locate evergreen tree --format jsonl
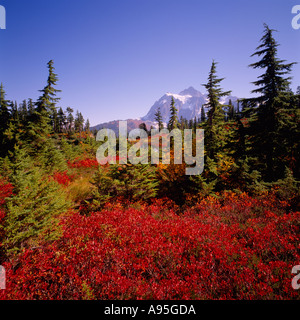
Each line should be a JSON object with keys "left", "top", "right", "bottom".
{"left": 0, "top": 84, "right": 11, "bottom": 157}
{"left": 154, "top": 107, "right": 164, "bottom": 130}
{"left": 235, "top": 99, "right": 241, "bottom": 119}
{"left": 75, "top": 111, "right": 84, "bottom": 133}
{"left": 10, "top": 101, "right": 19, "bottom": 123}
{"left": 200, "top": 105, "right": 206, "bottom": 123}
{"left": 193, "top": 116, "right": 197, "bottom": 132}
{"left": 92, "top": 164, "right": 159, "bottom": 208}
{"left": 202, "top": 60, "right": 231, "bottom": 159}
{"left": 35, "top": 60, "right": 61, "bottom": 132}
{"left": 246, "top": 24, "right": 297, "bottom": 181}
{"left": 84, "top": 118, "right": 90, "bottom": 132}
{"left": 66, "top": 107, "right": 74, "bottom": 133}
{"left": 18, "top": 100, "right": 28, "bottom": 124}
{"left": 227, "top": 99, "right": 235, "bottom": 121}
{"left": 2, "top": 146, "right": 69, "bottom": 256}
{"left": 167, "top": 96, "right": 179, "bottom": 130}
{"left": 26, "top": 61, "right": 66, "bottom": 172}
{"left": 27, "top": 98, "right": 35, "bottom": 118}
{"left": 179, "top": 116, "right": 185, "bottom": 130}
{"left": 57, "top": 107, "right": 66, "bottom": 133}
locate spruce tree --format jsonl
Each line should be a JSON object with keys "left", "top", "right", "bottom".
{"left": 92, "top": 164, "right": 158, "bottom": 208}
{"left": 203, "top": 60, "right": 231, "bottom": 159}
{"left": 26, "top": 61, "right": 66, "bottom": 172}
{"left": 246, "top": 24, "right": 297, "bottom": 181}
{"left": 57, "top": 107, "right": 66, "bottom": 133}
{"left": 167, "top": 96, "right": 179, "bottom": 130}
{"left": 27, "top": 98, "right": 35, "bottom": 118}
{"left": 18, "top": 100, "right": 28, "bottom": 124}
{"left": 75, "top": 111, "right": 85, "bottom": 133}
{"left": 66, "top": 107, "right": 74, "bottom": 133}
{"left": 0, "top": 84, "right": 11, "bottom": 157}
{"left": 200, "top": 105, "right": 206, "bottom": 123}
{"left": 84, "top": 119, "right": 90, "bottom": 132}
{"left": 227, "top": 99, "right": 235, "bottom": 121}
{"left": 154, "top": 107, "right": 164, "bottom": 130}
{"left": 3, "top": 146, "right": 69, "bottom": 255}
{"left": 193, "top": 116, "right": 197, "bottom": 132}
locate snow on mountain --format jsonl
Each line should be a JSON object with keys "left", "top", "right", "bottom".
{"left": 142, "top": 86, "right": 239, "bottom": 123}
{"left": 91, "top": 87, "right": 239, "bottom": 133}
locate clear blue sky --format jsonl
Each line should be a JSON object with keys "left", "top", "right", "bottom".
{"left": 0, "top": 0, "right": 299, "bottom": 125}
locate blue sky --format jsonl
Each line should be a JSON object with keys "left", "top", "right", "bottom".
{"left": 0, "top": 0, "right": 299, "bottom": 125}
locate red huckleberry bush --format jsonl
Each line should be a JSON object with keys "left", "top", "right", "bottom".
{"left": 52, "top": 171, "right": 74, "bottom": 186}
{"left": 0, "top": 193, "right": 299, "bottom": 300}
{"left": 68, "top": 158, "right": 99, "bottom": 169}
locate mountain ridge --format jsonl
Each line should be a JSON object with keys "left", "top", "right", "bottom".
{"left": 91, "top": 87, "right": 239, "bottom": 132}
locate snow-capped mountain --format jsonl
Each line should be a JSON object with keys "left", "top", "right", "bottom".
{"left": 91, "top": 87, "right": 239, "bottom": 133}
{"left": 142, "top": 86, "right": 239, "bottom": 123}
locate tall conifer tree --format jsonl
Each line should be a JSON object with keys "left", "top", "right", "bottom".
{"left": 154, "top": 107, "right": 164, "bottom": 130}
{"left": 0, "top": 84, "right": 11, "bottom": 157}
{"left": 203, "top": 61, "right": 231, "bottom": 159}
{"left": 168, "top": 97, "right": 178, "bottom": 130}
{"left": 246, "top": 24, "right": 296, "bottom": 181}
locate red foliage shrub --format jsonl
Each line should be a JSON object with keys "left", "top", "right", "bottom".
{"left": 0, "top": 178, "right": 13, "bottom": 225}
{"left": 68, "top": 158, "right": 98, "bottom": 169}
{"left": 52, "top": 171, "right": 74, "bottom": 186}
{"left": 0, "top": 193, "right": 299, "bottom": 300}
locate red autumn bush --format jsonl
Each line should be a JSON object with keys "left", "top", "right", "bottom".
{"left": 0, "top": 193, "right": 299, "bottom": 300}
{"left": 0, "top": 178, "right": 13, "bottom": 225}
{"left": 68, "top": 157, "right": 98, "bottom": 169}
{"left": 52, "top": 171, "right": 74, "bottom": 186}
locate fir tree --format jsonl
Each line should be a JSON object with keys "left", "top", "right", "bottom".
{"left": 10, "top": 101, "right": 19, "bottom": 123}
{"left": 202, "top": 60, "right": 231, "bottom": 159}
{"left": 167, "top": 96, "right": 179, "bottom": 130}
{"left": 35, "top": 60, "right": 61, "bottom": 132}
{"left": 75, "top": 111, "right": 84, "bottom": 133}
{"left": 0, "top": 84, "right": 11, "bottom": 157}
{"left": 179, "top": 116, "right": 185, "bottom": 130}
{"left": 27, "top": 98, "right": 35, "bottom": 118}
{"left": 66, "top": 107, "right": 74, "bottom": 133}
{"left": 18, "top": 100, "right": 28, "bottom": 124}
{"left": 227, "top": 99, "right": 235, "bottom": 121}
{"left": 57, "top": 107, "right": 66, "bottom": 133}
{"left": 154, "top": 107, "right": 164, "bottom": 130}
{"left": 246, "top": 24, "right": 297, "bottom": 181}
{"left": 200, "top": 105, "right": 206, "bottom": 123}
{"left": 92, "top": 164, "right": 158, "bottom": 208}
{"left": 84, "top": 119, "right": 90, "bottom": 132}
{"left": 26, "top": 61, "right": 66, "bottom": 172}
{"left": 193, "top": 116, "right": 197, "bottom": 132}
{"left": 3, "top": 146, "right": 69, "bottom": 256}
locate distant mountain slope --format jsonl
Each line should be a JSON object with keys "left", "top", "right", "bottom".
{"left": 91, "top": 87, "right": 239, "bottom": 132}
{"left": 91, "top": 119, "right": 155, "bottom": 133}
{"left": 142, "top": 86, "right": 239, "bottom": 123}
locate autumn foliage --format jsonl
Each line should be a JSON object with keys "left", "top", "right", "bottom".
{"left": 0, "top": 191, "right": 299, "bottom": 300}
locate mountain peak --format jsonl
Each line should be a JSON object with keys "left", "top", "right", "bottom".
{"left": 179, "top": 86, "right": 203, "bottom": 97}
{"left": 141, "top": 86, "right": 239, "bottom": 123}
